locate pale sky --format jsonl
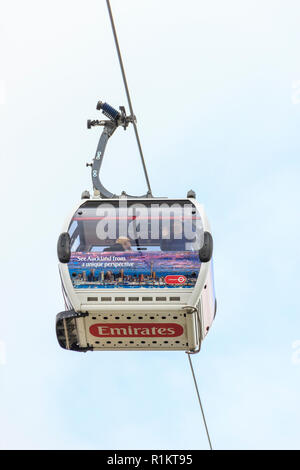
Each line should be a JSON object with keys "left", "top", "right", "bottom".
{"left": 0, "top": 0, "right": 300, "bottom": 449}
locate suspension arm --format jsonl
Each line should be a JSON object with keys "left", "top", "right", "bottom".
{"left": 87, "top": 101, "right": 151, "bottom": 199}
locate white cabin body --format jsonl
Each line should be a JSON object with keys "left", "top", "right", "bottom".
{"left": 57, "top": 197, "right": 216, "bottom": 352}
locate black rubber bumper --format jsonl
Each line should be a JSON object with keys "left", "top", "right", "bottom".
{"left": 56, "top": 310, "right": 93, "bottom": 352}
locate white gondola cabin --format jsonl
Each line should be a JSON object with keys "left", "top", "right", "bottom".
{"left": 57, "top": 196, "right": 216, "bottom": 352}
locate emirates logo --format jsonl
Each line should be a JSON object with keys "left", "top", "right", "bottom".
{"left": 89, "top": 323, "right": 184, "bottom": 338}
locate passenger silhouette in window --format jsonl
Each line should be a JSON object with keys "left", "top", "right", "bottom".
{"left": 103, "top": 236, "right": 132, "bottom": 252}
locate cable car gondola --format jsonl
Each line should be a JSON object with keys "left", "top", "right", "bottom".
{"left": 56, "top": 101, "right": 215, "bottom": 353}
{"left": 56, "top": 3, "right": 216, "bottom": 355}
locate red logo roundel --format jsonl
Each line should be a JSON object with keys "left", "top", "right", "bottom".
{"left": 89, "top": 323, "right": 184, "bottom": 338}
{"left": 165, "top": 275, "right": 187, "bottom": 285}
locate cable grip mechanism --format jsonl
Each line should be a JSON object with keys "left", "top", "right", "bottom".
{"left": 86, "top": 100, "right": 151, "bottom": 199}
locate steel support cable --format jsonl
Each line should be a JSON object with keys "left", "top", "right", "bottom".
{"left": 187, "top": 354, "right": 213, "bottom": 450}
{"left": 106, "top": 0, "right": 152, "bottom": 195}
{"left": 105, "top": 1, "right": 212, "bottom": 450}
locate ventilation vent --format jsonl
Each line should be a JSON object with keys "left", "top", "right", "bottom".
{"left": 142, "top": 297, "right": 153, "bottom": 301}
{"left": 156, "top": 297, "right": 167, "bottom": 301}
{"left": 87, "top": 297, "right": 98, "bottom": 302}
{"left": 170, "top": 296, "right": 180, "bottom": 301}
{"left": 129, "top": 297, "right": 139, "bottom": 301}
{"left": 101, "top": 297, "right": 112, "bottom": 301}
{"left": 115, "top": 297, "right": 125, "bottom": 301}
